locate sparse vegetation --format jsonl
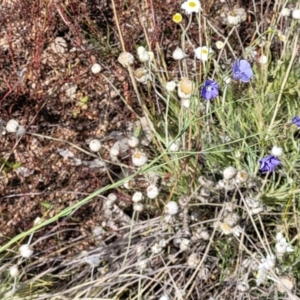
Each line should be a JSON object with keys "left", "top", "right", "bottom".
{"left": 1, "top": 0, "right": 300, "bottom": 299}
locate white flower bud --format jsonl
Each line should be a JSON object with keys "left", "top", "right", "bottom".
{"left": 137, "top": 47, "right": 150, "bottom": 62}
{"left": 292, "top": 9, "right": 300, "bottom": 19}
{"left": 133, "top": 202, "right": 144, "bottom": 212}
{"left": 9, "top": 265, "right": 20, "bottom": 278}
{"left": 132, "top": 191, "right": 143, "bottom": 202}
{"left": 127, "top": 136, "right": 139, "bottom": 148}
{"left": 258, "top": 55, "right": 268, "bottom": 65}
{"left": 89, "top": 139, "right": 101, "bottom": 152}
{"left": 271, "top": 145, "right": 283, "bottom": 157}
{"left": 215, "top": 40, "right": 225, "bottom": 49}
{"left": 110, "top": 146, "right": 119, "bottom": 157}
{"left": 165, "top": 201, "right": 179, "bottom": 215}
{"left": 146, "top": 184, "right": 159, "bottom": 199}
{"left": 281, "top": 7, "right": 291, "bottom": 17}
{"left": 19, "top": 244, "right": 33, "bottom": 258}
{"left": 223, "top": 166, "right": 237, "bottom": 180}
{"left": 159, "top": 295, "right": 170, "bottom": 300}
{"left": 91, "top": 63, "right": 101, "bottom": 74}
{"left": 33, "top": 217, "right": 41, "bottom": 225}
{"left": 6, "top": 119, "right": 19, "bottom": 133}
{"left": 172, "top": 47, "right": 186, "bottom": 60}
{"left": 223, "top": 76, "right": 231, "bottom": 84}
{"left": 132, "top": 150, "right": 148, "bottom": 167}
{"left": 169, "top": 140, "right": 180, "bottom": 152}
{"left": 165, "top": 81, "right": 176, "bottom": 92}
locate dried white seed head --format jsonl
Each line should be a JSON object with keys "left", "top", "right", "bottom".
{"left": 127, "top": 136, "right": 139, "bottom": 148}
{"left": 89, "top": 139, "right": 102, "bottom": 152}
{"left": 237, "top": 281, "right": 249, "bottom": 292}
{"left": 199, "top": 230, "right": 210, "bottom": 240}
{"left": 271, "top": 145, "right": 283, "bottom": 157}
{"left": 6, "top": 119, "right": 19, "bottom": 133}
{"left": 19, "top": 244, "right": 33, "bottom": 259}
{"left": 187, "top": 253, "right": 200, "bottom": 268}
{"left": 118, "top": 52, "right": 134, "bottom": 67}
{"left": 107, "top": 193, "right": 117, "bottom": 202}
{"left": 165, "top": 201, "right": 179, "bottom": 215}
{"left": 172, "top": 47, "right": 186, "bottom": 60}
{"left": 51, "top": 37, "right": 67, "bottom": 53}
{"left": 159, "top": 238, "right": 167, "bottom": 248}
{"left": 165, "top": 81, "right": 176, "bottom": 93}
{"left": 223, "top": 212, "right": 240, "bottom": 227}
{"left": 281, "top": 7, "right": 291, "bottom": 17}
{"left": 223, "top": 166, "right": 237, "bottom": 180}
{"left": 179, "top": 238, "right": 190, "bottom": 251}
{"left": 123, "top": 179, "right": 133, "bottom": 190}
{"left": 85, "top": 255, "right": 100, "bottom": 267}
{"left": 292, "top": 9, "right": 300, "bottom": 19}
{"left": 9, "top": 265, "right": 20, "bottom": 278}
{"left": 134, "top": 67, "right": 150, "bottom": 84}
{"left": 151, "top": 242, "right": 162, "bottom": 254}
{"left": 136, "top": 244, "right": 146, "bottom": 256}
{"left": 132, "top": 191, "right": 143, "bottom": 202}
{"left": 136, "top": 258, "right": 148, "bottom": 271}
{"left": 91, "top": 63, "right": 101, "bottom": 74}
{"left": 173, "top": 237, "right": 182, "bottom": 248}
{"left": 235, "top": 170, "right": 248, "bottom": 184}
{"left": 146, "top": 184, "right": 159, "bottom": 199}
{"left": 133, "top": 202, "right": 144, "bottom": 212}
{"left": 245, "top": 197, "right": 260, "bottom": 208}
{"left": 92, "top": 226, "right": 105, "bottom": 237}
{"left": 132, "top": 150, "right": 148, "bottom": 167}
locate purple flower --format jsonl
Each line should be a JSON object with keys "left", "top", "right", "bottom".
{"left": 292, "top": 116, "right": 300, "bottom": 127}
{"left": 259, "top": 155, "right": 281, "bottom": 173}
{"left": 201, "top": 80, "right": 219, "bottom": 101}
{"left": 232, "top": 59, "right": 253, "bottom": 83}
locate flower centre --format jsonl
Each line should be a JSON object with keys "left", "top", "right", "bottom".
{"left": 134, "top": 152, "right": 142, "bottom": 159}
{"left": 206, "top": 86, "right": 212, "bottom": 91}
{"left": 189, "top": 1, "right": 196, "bottom": 7}
{"left": 202, "top": 49, "right": 208, "bottom": 55}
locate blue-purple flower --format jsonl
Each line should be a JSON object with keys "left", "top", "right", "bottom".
{"left": 259, "top": 155, "right": 281, "bottom": 173}
{"left": 201, "top": 79, "right": 219, "bottom": 101}
{"left": 232, "top": 59, "right": 253, "bottom": 83}
{"left": 291, "top": 116, "right": 300, "bottom": 127}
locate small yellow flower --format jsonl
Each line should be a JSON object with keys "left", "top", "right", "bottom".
{"left": 172, "top": 13, "right": 182, "bottom": 23}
